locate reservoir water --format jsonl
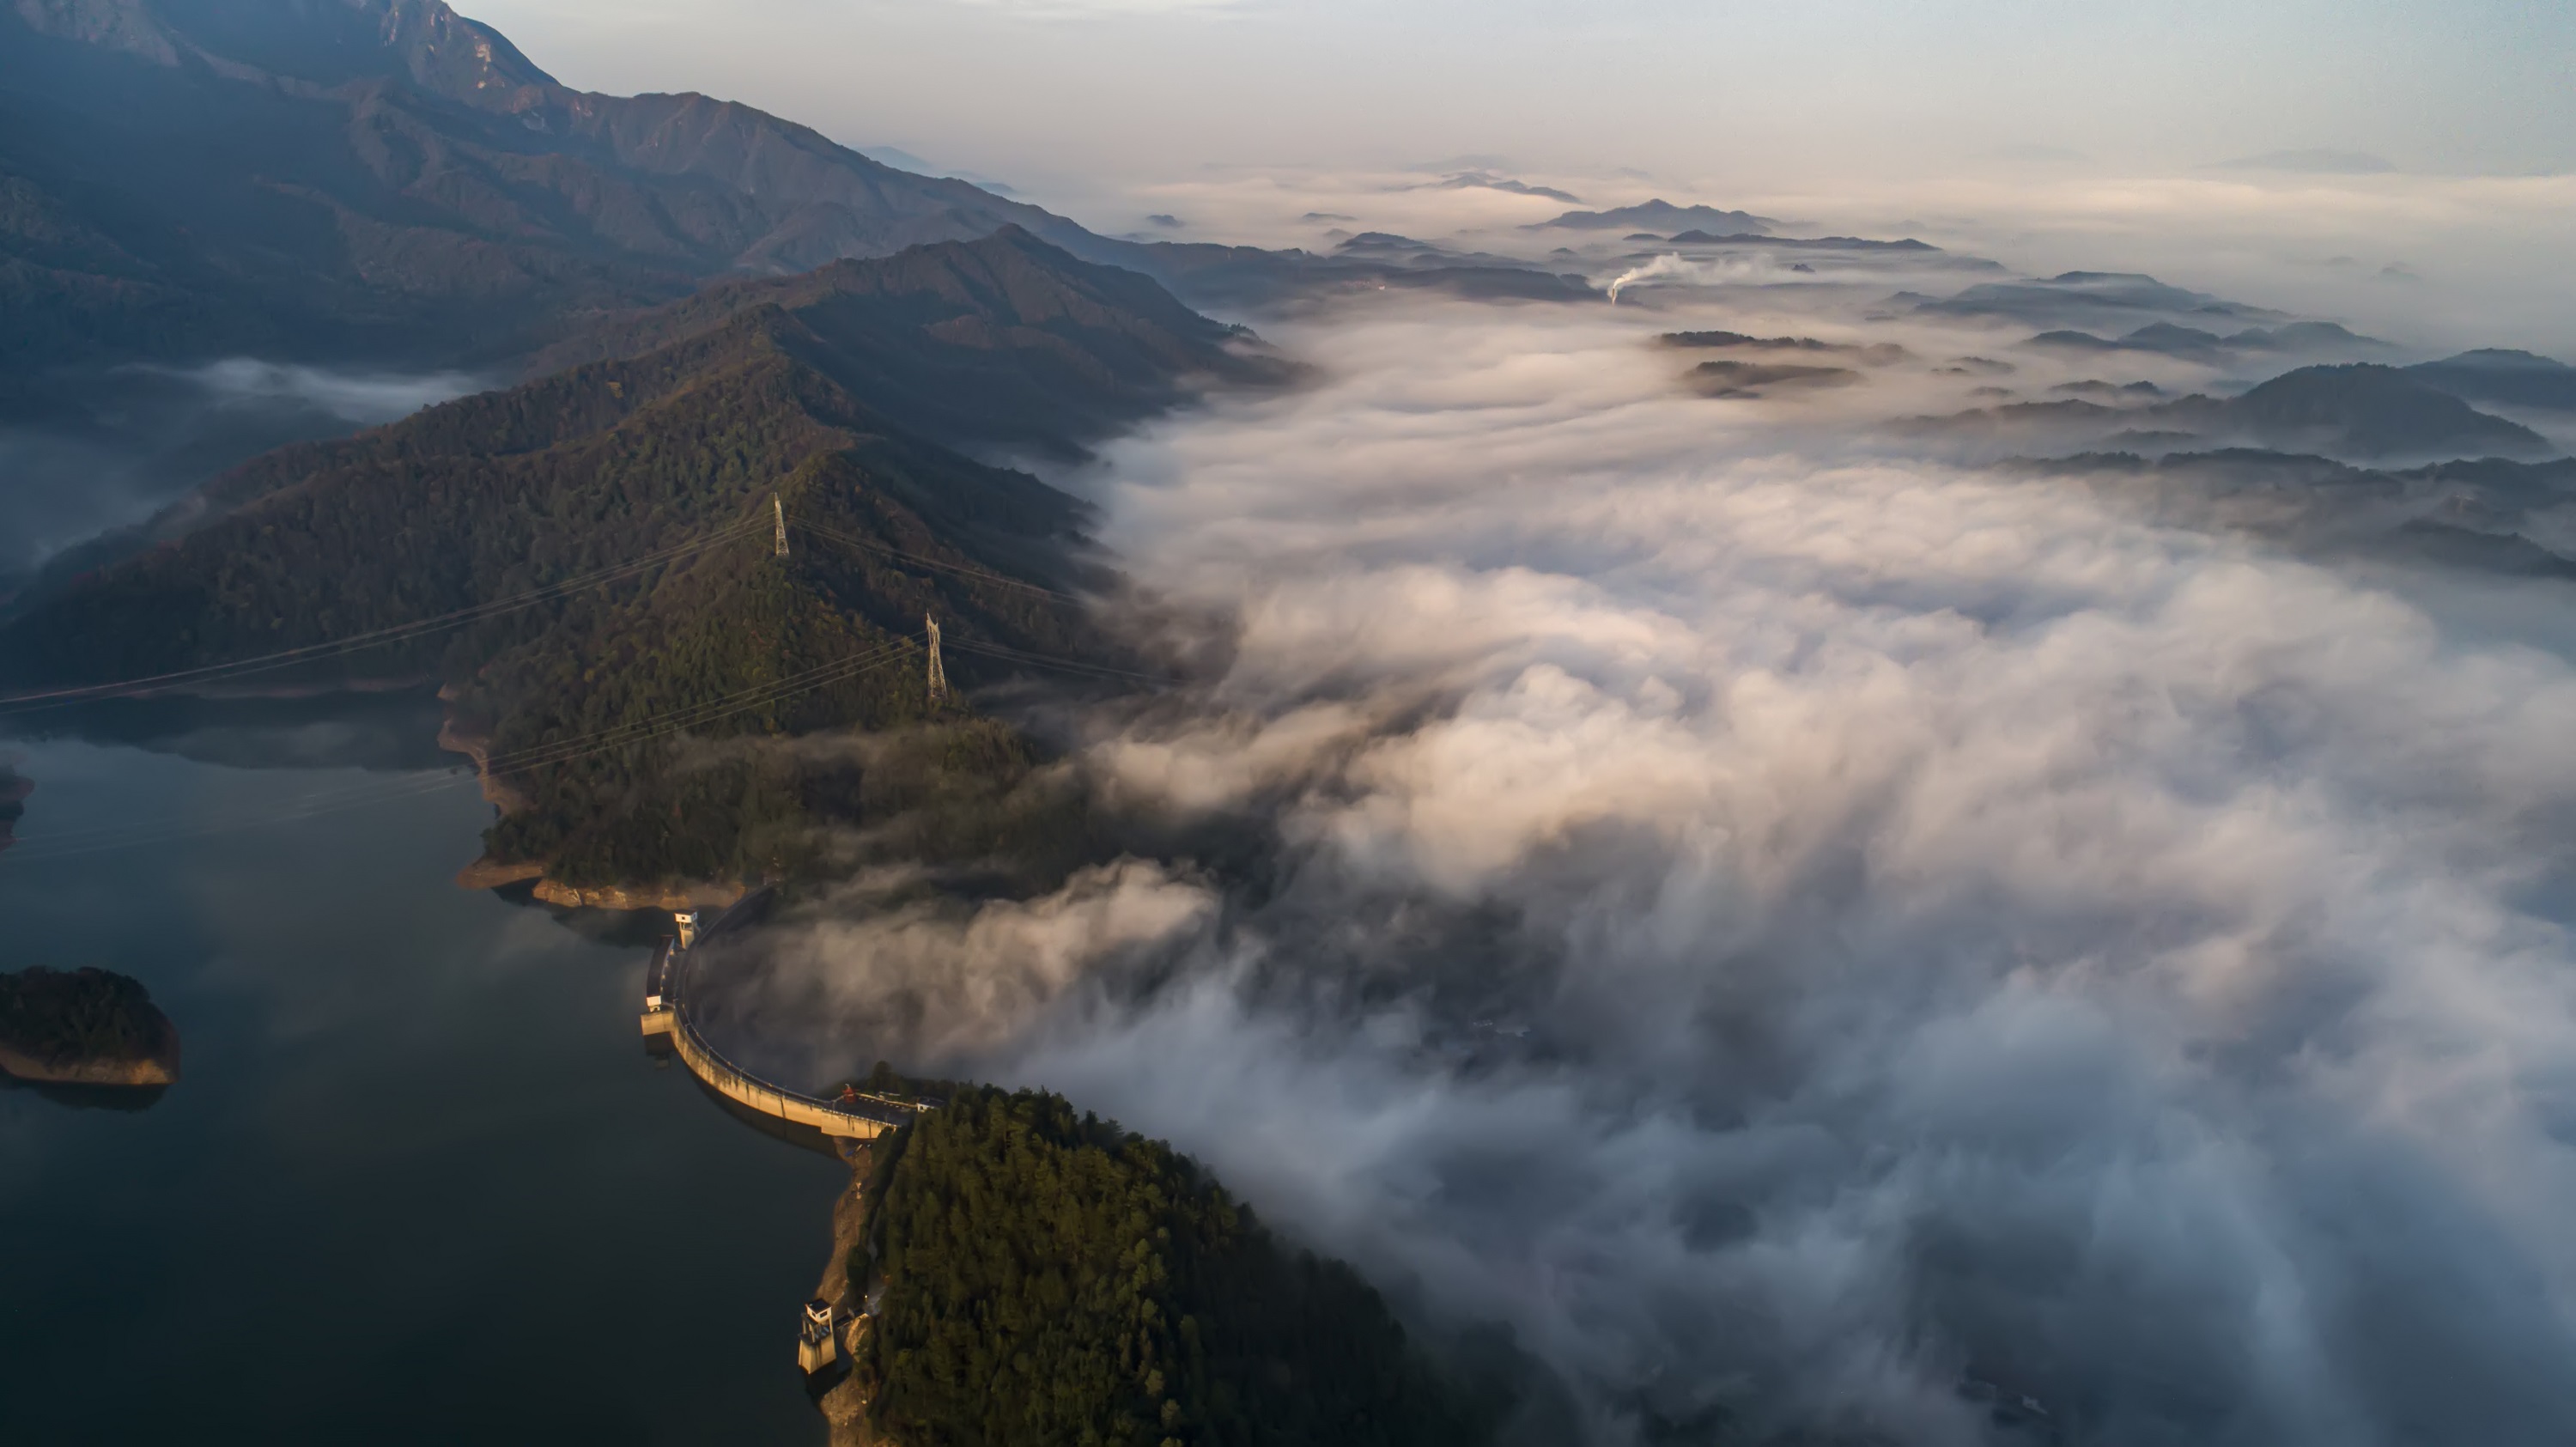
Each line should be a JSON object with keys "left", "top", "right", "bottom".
{"left": 0, "top": 700, "right": 848, "bottom": 1445}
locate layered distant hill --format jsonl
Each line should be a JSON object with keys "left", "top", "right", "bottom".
{"left": 2404, "top": 350, "right": 2576, "bottom": 414}
{"left": 1906, "top": 362, "right": 2560, "bottom": 464}
{"left": 2026, "top": 449, "right": 2576, "bottom": 582}
{"left": 1527, "top": 199, "right": 1776, "bottom": 234}
{"left": 0, "top": 0, "right": 1107, "bottom": 391}
{"left": 0, "top": 231, "right": 1262, "bottom": 894}
{"left": 526, "top": 226, "right": 1286, "bottom": 456}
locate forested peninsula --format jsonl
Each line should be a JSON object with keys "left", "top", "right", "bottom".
{"left": 830, "top": 1086, "right": 1495, "bottom": 1447}
{"left": 0, "top": 229, "right": 1279, "bottom": 902}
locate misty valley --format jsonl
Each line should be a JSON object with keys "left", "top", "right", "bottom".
{"left": 4, "top": 3, "right": 2576, "bottom": 1447}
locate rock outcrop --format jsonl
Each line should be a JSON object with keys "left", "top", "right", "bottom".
{"left": 815, "top": 1146, "right": 877, "bottom": 1447}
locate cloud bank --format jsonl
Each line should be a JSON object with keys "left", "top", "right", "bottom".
{"left": 739, "top": 277, "right": 2576, "bottom": 1444}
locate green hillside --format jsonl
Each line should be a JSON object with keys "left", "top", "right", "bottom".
{"left": 0, "top": 232, "right": 1223, "bottom": 892}
{"left": 854, "top": 1087, "right": 1493, "bottom": 1447}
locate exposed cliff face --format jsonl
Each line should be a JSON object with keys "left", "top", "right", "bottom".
{"left": 0, "top": 966, "right": 181, "bottom": 1088}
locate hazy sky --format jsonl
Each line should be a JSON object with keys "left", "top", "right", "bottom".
{"left": 474, "top": 0, "right": 2575, "bottom": 190}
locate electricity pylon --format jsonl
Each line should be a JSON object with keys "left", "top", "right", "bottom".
{"left": 773, "top": 496, "right": 788, "bottom": 557}
{"left": 925, "top": 614, "right": 948, "bottom": 707}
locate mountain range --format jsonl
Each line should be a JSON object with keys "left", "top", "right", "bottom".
{"left": 1905, "top": 271, "right": 2290, "bottom": 329}
{"left": 0, "top": 0, "right": 1601, "bottom": 414}
{"left": 2403, "top": 350, "right": 2576, "bottom": 414}
{"left": 0, "top": 0, "right": 1108, "bottom": 393}
{"left": 2028, "top": 320, "right": 2384, "bottom": 362}
{"left": 1529, "top": 199, "right": 1776, "bottom": 234}
{"left": 1908, "top": 362, "right": 2560, "bottom": 463}
{"left": 2027, "top": 448, "right": 2576, "bottom": 583}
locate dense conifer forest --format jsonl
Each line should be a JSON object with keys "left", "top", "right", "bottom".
{"left": 0, "top": 967, "right": 172, "bottom": 1069}
{"left": 0, "top": 233, "right": 1243, "bottom": 891}
{"left": 852, "top": 1087, "right": 1495, "bottom": 1447}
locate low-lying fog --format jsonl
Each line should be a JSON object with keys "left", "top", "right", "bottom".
{"left": 0, "top": 361, "right": 476, "bottom": 583}
{"left": 735, "top": 201, "right": 2576, "bottom": 1445}
{"left": 1048, "top": 164, "right": 2576, "bottom": 358}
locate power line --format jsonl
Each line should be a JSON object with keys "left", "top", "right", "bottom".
{"left": 3, "top": 643, "right": 920, "bottom": 861}
{"left": 0, "top": 501, "right": 1174, "bottom": 860}
{"left": 790, "top": 517, "right": 1088, "bottom": 604}
{"left": 0, "top": 514, "right": 770, "bottom": 713}
{"left": 0, "top": 508, "right": 1092, "bottom": 714}
{"left": 939, "top": 635, "right": 1179, "bottom": 685}
{"left": 472, "top": 642, "right": 915, "bottom": 778}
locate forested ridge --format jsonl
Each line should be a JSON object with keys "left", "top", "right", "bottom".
{"left": 0, "top": 232, "right": 1241, "bottom": 890}
{"left": 854, "top": 1087, "right": 1494, "bottom": 1447}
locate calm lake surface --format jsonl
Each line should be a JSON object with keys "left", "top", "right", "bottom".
{"left": 0, "top": 707, "right": 848, "bottom": 1445}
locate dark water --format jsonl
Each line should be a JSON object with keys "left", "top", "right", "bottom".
{"left": 0, "top": 727, "right": 846, "bottom": 1446}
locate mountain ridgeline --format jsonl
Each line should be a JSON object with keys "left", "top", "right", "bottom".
{"left": 0, "top": 230, "right": 1273, "bottom": 895}
{"left": 0, "top": 0, "right": 1583, "bottom": 418}
{"left": 854, "top": 1087, "right": 1496, "bottom": 1447}
{"left": 0, "top": 0, "right": 1109, "bottom": 393}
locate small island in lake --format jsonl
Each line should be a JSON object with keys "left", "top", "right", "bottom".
{"left": 0, "top": 967, "right": 182, "bottom": 1088}
{"left": 0, "top": 758, "right": 27, "bottom": 853}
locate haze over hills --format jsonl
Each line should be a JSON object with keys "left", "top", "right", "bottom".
{"left": 2173, "top": 363, "right": 2555, "bottom": 459}
{"left": 2028, "top": 320, "right": 2385, "bottom": 362}
{"left": 2403, "top": 350, "right": 2576, "bottom": 414}
{"left": 1528, "top": 198, "right": 1776, "bottom": 234}
{"left": 1905, "top": 362, "right": 2558, "bottom": 463}
{"left": 1906, "top": 271, "right": 2290, "bottom": 328}
{"left": 2028, "top": 447, "right": 2576, "bottom": 581}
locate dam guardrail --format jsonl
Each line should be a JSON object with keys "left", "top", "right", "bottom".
{"left": 642, "top": 922, "right": 927, "bottom": 1141}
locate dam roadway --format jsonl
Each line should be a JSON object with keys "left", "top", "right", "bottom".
{"left": 639, "top": 903, "right": 926, "bottom": 1142}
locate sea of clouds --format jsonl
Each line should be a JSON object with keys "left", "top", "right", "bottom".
{"left": 732, "top": 243, "right": 2576, "bottom": 1445}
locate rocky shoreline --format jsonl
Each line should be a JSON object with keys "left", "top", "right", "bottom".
{"left": 0, "top": 1034, "right": 179, "bottom": 1087}
{"left": 439, "top": 693, "right": 748, "bottom": 914}
{"left": 814, "top": 1149, "right": 878, "bottom": 1447}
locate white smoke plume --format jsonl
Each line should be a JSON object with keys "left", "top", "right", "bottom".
{"left": 1605, "top": 252, "right": 1792, "bottom": 301}
{"left": 742, "top": 282, "right": 2576, "bottom": 1444}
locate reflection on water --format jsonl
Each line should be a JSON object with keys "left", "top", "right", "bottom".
{"left": 0, "top": 755, "right": 22, "bottom": 852}
{"left": 0, "top": 1073, "right": 168, "bottom": 1113}
{"left": 0, "top": 689, "right": 457, "bottom": 774}
{"left": 0, "top": 726, "right": 843, "bottom": 1446}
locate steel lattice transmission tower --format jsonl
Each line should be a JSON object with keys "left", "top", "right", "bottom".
{"left": 773, "top": 496, "right": 789, "bottom": 557}
{"left": 925, "top": 614, "right": 948, "bottom": 707}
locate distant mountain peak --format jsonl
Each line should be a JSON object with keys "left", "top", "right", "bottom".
{"left": 13, "top": 0, "right": 556, "bottom": 98}
{"left": 1528, "top": 198, "right": 1776, "bottom": 235}
{"left": 9, "top": 0, "right": 183, "bottom": 63}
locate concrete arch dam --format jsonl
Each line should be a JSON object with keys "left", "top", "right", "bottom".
{"left": 640, "top": 903, "right": 925, "bottom": 1143}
